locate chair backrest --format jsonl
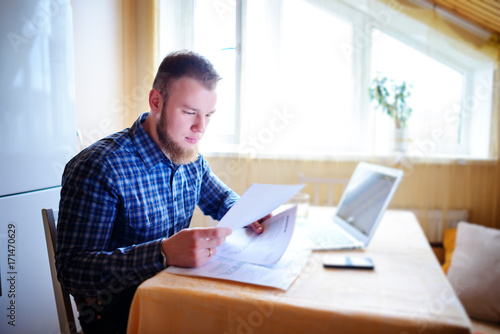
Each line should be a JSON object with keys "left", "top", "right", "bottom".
{"left": 298, "top": 173, "right": 349, "bottom": 206}
{"left": 41, "top": 208, "right": 78, "bottom": 334}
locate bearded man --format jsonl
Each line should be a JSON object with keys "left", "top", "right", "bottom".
{"left": 56, "top": 50, "right": 264, "bottom": 334}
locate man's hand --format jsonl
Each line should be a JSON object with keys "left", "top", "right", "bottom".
{"left": 246, "top": 213, "right": 272, "bottom": 234}
{"left": 162, "top": 227, "right": 232, "bottom": 268}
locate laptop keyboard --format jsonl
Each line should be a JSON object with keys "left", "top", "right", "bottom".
{"left": 303, "top": 224, "right": 357, "bottom": 248}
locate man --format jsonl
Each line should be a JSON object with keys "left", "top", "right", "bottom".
{"left": 56, "top": 50, "right": 265, "bottom": 334}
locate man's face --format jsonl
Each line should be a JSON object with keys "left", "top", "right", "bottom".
{"left": 156, "top": 77, "right": 217, "bottom": 164}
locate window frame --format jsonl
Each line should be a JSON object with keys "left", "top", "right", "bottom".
{"left": 158, "top": 0, "right": 496, "bottom": 162}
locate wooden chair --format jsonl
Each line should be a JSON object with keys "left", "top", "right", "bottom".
{"left": 298, "top": 173, "right": 349, "bottom": 206}
{"left": 41, "top": 208, "right": 79, "bottom": 334}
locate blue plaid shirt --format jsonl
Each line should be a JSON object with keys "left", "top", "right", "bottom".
{"left": 56, "top": 113, "right": 239, "bottom": 296}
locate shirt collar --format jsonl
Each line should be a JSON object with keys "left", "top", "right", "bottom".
{"left": 130, "top": 112, "right": 174, "bottom": 170}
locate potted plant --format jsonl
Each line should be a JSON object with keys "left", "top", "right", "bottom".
{"left": 369, "top": 76, "right": 413, "bottom": 151}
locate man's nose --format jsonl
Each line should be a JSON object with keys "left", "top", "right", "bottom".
{"left": 192, "top": 114, "right": 206, "bottom": 133}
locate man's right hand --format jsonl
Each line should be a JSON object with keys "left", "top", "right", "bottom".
{"left": 161, "top": 227, "right": 232, "bottom": 268}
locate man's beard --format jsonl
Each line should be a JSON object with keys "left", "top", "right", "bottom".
{"left": 157, "top": 105, "right": 200, "bottom": 165}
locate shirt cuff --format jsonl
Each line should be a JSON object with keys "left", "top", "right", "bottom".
{"left": 159, "top": 238, "right": 167, "bottom": 267}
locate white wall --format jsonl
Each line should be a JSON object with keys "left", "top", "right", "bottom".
{"left": 71, "top": 0, "right": 125, "bottom": 149}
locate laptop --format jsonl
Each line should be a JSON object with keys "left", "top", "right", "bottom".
{"left": 299, "top": 162, "right": 404, "bottom": 250}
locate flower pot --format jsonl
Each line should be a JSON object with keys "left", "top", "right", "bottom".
{"left": 394, "top": 127, "right": 410, "bottom": 152}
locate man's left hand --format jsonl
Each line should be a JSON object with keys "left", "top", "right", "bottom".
{"left": 246, "top": 213, "right": 272, "bottom": 234}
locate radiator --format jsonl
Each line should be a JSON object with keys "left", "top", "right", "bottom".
{"left": 410, "top": 209, "right": 469, "bottom": 243}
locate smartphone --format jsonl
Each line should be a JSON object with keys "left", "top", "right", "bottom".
{"left": 323, "top": 255, "right": 374, "bottom": 270}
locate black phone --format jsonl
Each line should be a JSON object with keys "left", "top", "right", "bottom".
{"left": 322, "top": 255, "right": 374, "bottom": 270}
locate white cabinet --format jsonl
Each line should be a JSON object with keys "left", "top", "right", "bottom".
{"left": 0, "top": 188, "right": 61, "bottom": 333}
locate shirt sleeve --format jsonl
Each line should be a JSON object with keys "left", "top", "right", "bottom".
{"left": 197, "top": 158, "right": 239, "bottom": 221}
{"left": 55, "top": 154, "right": 164, "bottom": 297}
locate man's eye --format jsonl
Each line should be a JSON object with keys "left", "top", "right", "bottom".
{"left": 184, "top": 111, "right": 195, "bottom": 115}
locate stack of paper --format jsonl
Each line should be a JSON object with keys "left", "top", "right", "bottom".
{"left": 166, "top": 183, "right": 311, "bottom": 290}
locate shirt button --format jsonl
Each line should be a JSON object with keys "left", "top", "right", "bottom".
{"left": 174, "top": 196, "right": 178, "bottom": 201}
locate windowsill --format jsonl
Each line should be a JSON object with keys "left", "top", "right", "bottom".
{"left": 200, "top": 147, "right": 498, "bottom": 165}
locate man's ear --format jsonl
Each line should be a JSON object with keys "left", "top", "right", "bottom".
{"left": 149, "top": 89, "right": 162, "bottom": 114}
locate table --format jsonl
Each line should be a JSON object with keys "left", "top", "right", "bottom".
{"left": 127, "top": 207, "right": 472, "bottom": 334}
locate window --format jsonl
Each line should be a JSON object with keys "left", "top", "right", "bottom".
{"left": 371, "top": 30, "right": 465, "bottom": 156}
{"left": 194, "top": 0, "right": 238, "bottom": 144}
{"left": 158, "top": 0, "right": 239, "bottom": 148}
{"left": 158, "top": 0, "right": 496, "bottom": 160}
{"left": 370, "top": 27, "right": 494, "bottom": 159}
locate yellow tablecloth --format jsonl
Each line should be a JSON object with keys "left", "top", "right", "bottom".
{"left": 127, "top": 208, "right": 472, "bottom": 334}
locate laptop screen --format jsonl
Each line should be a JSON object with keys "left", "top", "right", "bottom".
{"left": 336, "top": 168, "right": 399, "bottom": 236}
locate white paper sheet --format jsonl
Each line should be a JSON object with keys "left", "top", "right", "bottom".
{"left": 165, "top": 183, "right": 308, "bottom": 290}
{"left": 217, "top": 183, "right": 305, "bottom": 229}
{"left": 216, "top": 206, "right": 297, "bottom": 265}
{"left": 165, "top": 249, "right": 311, "bottom": 290}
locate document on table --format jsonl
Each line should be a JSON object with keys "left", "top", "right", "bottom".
{"left": 165, "top": 183, "right": 309, "bottom": 289}
{"left": 166, "top": 249, "right": 311, "bottom": 290}
{"left": 216, "top": 205, "right": 297, "bottom": 265}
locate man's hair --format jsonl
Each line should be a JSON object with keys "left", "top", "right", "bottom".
{"left": 152, "top": 50, "right": 221, "bottom": 101}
